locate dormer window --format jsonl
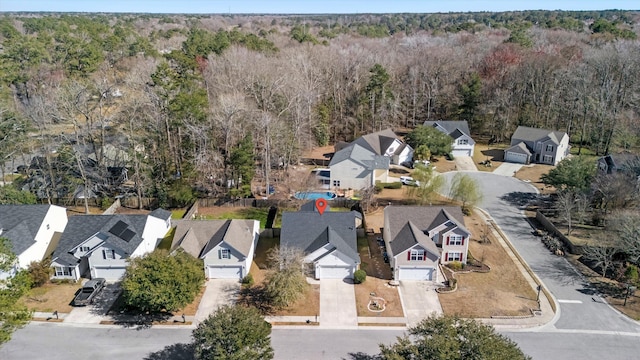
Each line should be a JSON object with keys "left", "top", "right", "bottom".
{"left": 219, "top": 248, "right": 231, "bottom": 259}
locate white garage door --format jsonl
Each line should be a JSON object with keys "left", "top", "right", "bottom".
{"left": 317, "top": 266, "right": 353, "bottom": 279}
{"left": 93, "top": 266, "right": 126, "bottom": 281}
{"left": 505, "top": 151, "right": 528, "bottom": 164}
{"left": 208, "top": 266, "right": 242, "bottom": 279}
{"left": 398, "top": 267, "right": 434, "bottom": 281}
{"left": 452, "top": 149, "right": 472, "bottom": 157}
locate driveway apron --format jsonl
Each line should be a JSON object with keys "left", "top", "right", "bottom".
{"left": 320, "top": 279, "right": 357, "bottom": 328}
{"left": 195, "top": 279, "right": 240, "bottom": 323}
{"left": 493, "top": 162, "right": 523, "bottom": 176}
{"left": 399, "top": 281, "right": 442, "bottom": 327}
{"left": 453, "top": 156, "right": 478, "bottom": 171}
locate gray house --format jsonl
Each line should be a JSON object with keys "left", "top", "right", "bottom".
{"left": 50, "top": 209, "right": 171, "bottom": 281}
{"left": 597, "top": 153, "right": 639, "bottom": 175}
{"left": 383, "top": 206, "right": 470, "bottom": 281}
{"left": 504, "top": 126, "right": 570, "bottom": 165}
{"left": 423, "top": 121, "right": 476, "bottom": 157}
{"left": 281, "top": 202, "right": 361, "bottom": 279}
{"left": 329, "top": 143, "right": 390, "bottom": 190}
{"left": 171, "top": 219, "right": 259, "bottom": 280}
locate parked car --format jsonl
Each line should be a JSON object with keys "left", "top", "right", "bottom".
{"left": 414, "top": 159, "right": 431, "bottom": 166}
{"left": 72, "top": 278, "right": 106, "bottom": 306}
{"left": 400, "top": 176, "right": 420, "bottom": 187}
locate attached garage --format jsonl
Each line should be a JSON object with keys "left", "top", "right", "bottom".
{"left": 504, "top": 151, "right": 528, "bottom": 164}
{"left": 451, "top": 149, "right": 472, "bottom": 157}
{"left": 316, "top": 265, "right": 354, "bottom": 279}
{"left": 398, "top": 267, "right": 435, "bottom": 281}
{"left": 93, "top": 266, "right": 126, "bottom": 281}
{"left": 207, "top": 266, "right": 242, "bottom": 279}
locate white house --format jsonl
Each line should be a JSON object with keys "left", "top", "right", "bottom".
{"left": 280, "top": 201, "right": 361, "bottom": 279}
{"left": 423, "top": 120, "right": 476, "bottom": 157}
{"left": 329, "top": 143, "right": 390, "bottom": 190}
{"left": 0, "top": 204, "right": 68, "bottom": 280}
{"left": 504, "top": 126, "right": 570, "bottom": 165}
{"left": 383, "top": 206, "right": 471, "bottom": 281}
{"left": 50, "top": 209, "right": 171, "bottom": 281}
{"left": 171, "top": 219, "right": 259, "bottom": 279}
{"left": 349, "top": 128, "right": 414, "bottom": 165}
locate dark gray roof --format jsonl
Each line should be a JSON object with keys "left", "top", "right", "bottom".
{"left": 329, "top": 143, "right": 390, "bottom": 170}
{"left": 385, "top": 206, "right": 468, "bottom": 255}
{"left": 505, "top": 142, "right": 532, "bottom": 155}
{"left": 0, "top": 205, "right": 53, "bottom": 255}
{"left": 351, "top": 128, "right": 398, "bottom": 155}
{"left": 149, "top": 208, "right": 172, "bottom": 220}
{"left": 52, "top": 214, "right": 149, "bottom": 266}
{"left": 424, "top": 121, "right": 471, "bottom": 138}
{"left": 281, "top": 210, "right": 360, "bottom": 263}
{"left": 511, "top": 126, "right": 566, "bottom": 145}
{"left": 389, "top": 221, "right": 440, "bottom": 257}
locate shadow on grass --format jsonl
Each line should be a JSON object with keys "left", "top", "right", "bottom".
{"left": 237, "top": 285, "right": 275, "bottom": 315}
{"left": 144, "top": 343, "right": 194, "bottom": 360}
{"left": 481, "top": 149, "right": 505, "bottom": 161}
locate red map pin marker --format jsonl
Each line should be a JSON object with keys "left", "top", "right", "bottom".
{"left": 315, "top": 198, "right": 327, "bottom": 215}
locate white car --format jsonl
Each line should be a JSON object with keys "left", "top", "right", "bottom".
{"left": 400, "top": 176, "right": 420, "bottom": 186}
{"left": 414, "top": 159, "right": 431, "bottom": 166}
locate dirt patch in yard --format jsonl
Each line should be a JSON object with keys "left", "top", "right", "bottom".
{"left": 437, "top": 211, "right": 538, "bottom": 318}
{"left": 514, "top": 164, "right": 555, "bottom": 194}
{"left": 431, "top": 156, "right": 457, "bottom": 173}
{"left": 18, "top": 282, "right": 79, "bottom": 313}
{"left": 178, "top": 285, "right": 206, "bottom": 316}
{"left": 354, "top": 277, "right": 404, "bottom": 317}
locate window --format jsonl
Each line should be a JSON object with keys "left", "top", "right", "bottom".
{"left": 80, "top": 246, "right": 91, "bottom": 252}
{"left": 220, "top": 248, "right": 231, "bottom": 259}
{"left": 447, "top": 252, "right": 462, "bottom": 261}
{"left": 458, "top": 139, "right": 468, "bottom": 145}
{"left": 333, "top": 180, "right": 341, "bottom": 187}
{"left": 46, "top": 224, "right": 50, "bottom": 230}
{"left": 543, "top": 155, "right": 553, "bottom": 163}
{"left": 103, "top": 249, "right": 116, "bottom": 259}
{"left": 546, "top": 144, "right": 554, "bottom": 152}
{"left": 410, "top": 249, "right": 425, "bottom": 261}
{"left": 55, "top": 267, "right": 71, "bottom": 277}
{"left": 448, "top": 235, "right": 463, "bottom": 246}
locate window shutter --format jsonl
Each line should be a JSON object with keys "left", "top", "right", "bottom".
{"left": 445, "top": 253, "right": 449, "bottom": 261}
{"left": 446, "top": 236, "right": 450, "bottom": 245}
{"left": 111, "top": 250, "right": 115, "bottom": 259}
{"left": 407, "top": 251, "right": 411, "bottom": 261}
{"left": 423, "top": 252, "right": 427, "bottom": 261}
{"left": 102, "top": 250, "right": 106, "bottom": 259}
{"left": 218, "top": 249, "right": 222, "bottom": 259}
{"left": 461, "top": 237, "right": 465, "bottom": 245}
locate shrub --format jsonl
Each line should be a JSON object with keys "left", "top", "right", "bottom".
{"left": 375, "top": 182, "right": 402, "bottom": 191}
{"left": 625, "top": 264, "right": 639, "bottom": 286}
{"left": 448, "top": 261, "right": 463, "bottom": 271}
{"left": 27, "top": 258, "right": 52, "bottom": 287}
{"left": 241, "top": 273, "right": 254, "bottom": 287}
{"left": 100, "top": 197, "right": 114, "bottom": 210}
{"left": 353, "top": 269, "right": 367, "bottom": 284}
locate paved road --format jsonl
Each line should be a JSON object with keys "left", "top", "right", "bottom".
{"left": 0, "top": 323, "right": 403, "bottom": 360}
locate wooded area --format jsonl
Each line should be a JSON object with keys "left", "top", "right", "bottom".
{"left": 0, "top": 10, "right": 638, "bottom": 204}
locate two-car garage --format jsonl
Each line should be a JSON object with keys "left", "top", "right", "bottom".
{"left": 316, "top": 265, "right": 354, "bottom": 279}
{"left": 207, "top": 266, "right": 243, "bottom": 279}
{"left": 397, "top": 266, "right": 436, "bottom": 281}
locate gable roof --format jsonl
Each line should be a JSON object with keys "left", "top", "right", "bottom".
{"left": 424, "top": 120, "right": 472, "bottom": 138}
{"left": 511, "top": 126, "right": 566, "bottom": 145}
{"left": 0, "top": 205, "right": 53, "bottom": 255}
{"left": 352, "top": 128, "right": 399, "bottom": 155}
{"left": 505, "top": 142, "right": 532, "bottom": 156}
{"left": 172, "top": 219, "right": 257, "bottom": 258}
{"left": 385, "top": 206, "right": 469, "bottom": 255}
{"left": 149, "top": 208, "right": 172, "bottom": 221}
{"left": 329, "top": 143, "right": 390, "bottom": 171}
{"left": 52, "top": 214, "right": 149, "bottom": 266}
{"left": 281, "top": 210, "right": 360, "bottom": 263}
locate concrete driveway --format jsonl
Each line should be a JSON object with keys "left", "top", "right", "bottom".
{"left": 195, "top": 279, "right": 240, "bottom": 322}
{"left": 453, "top": 156, "right": 477, "bottom": 171}
{"left": 398, "top": 281, "right": 442, "bottom": 327}
{"left": 320, "top": 279, "right": 357, "bottom": 328}
{"left": 493, "top": 162, "right": 523, "bottom": 176}
{"left": 64, "top": 283, "right": 121, "bottom": 324}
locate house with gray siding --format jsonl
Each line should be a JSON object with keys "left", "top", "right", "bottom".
{"left": 50, "top": 209, "right": 171, "bottom": 281}
{"left": 504, "top": 126, "right": 570, "bottom": 165}
{"left": 423, "top": 120, "right": 476, "bottom": 157}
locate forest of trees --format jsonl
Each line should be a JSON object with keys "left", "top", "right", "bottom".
{"left": 0, "top": 10, "right": 638, "bottom": 204}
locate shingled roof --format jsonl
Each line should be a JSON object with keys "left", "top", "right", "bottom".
{"left": 171, "top": 219, "right": 257, "bottom": 258}
{"left": 511, "top": 126, "right": 566, "bottom": 145}
{"left": 0, "top": 205, "right": 53, "bottom": 255}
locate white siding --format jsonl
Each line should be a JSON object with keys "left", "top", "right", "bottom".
{"left": 134, "top": 214, "right": 170, "bottom": 257}
{"left": 398, "top": 267, "right": 435, "bottom": 281}
{"left": 207, "top": 266, "right": 242, "bottom": 279}
{"left": 203, "top": 242, "right": 248, "bottom": 278}
{"left": 16, "top": 205, "right": 67, "bottom": 269}
{"left": 330, "top": 159, "right": 371, "bottom": 190}
{"left": 314, "top": 249, "right": 357, "bottom": 279}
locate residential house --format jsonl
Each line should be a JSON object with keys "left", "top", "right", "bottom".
{"left": 50, "top": 209, "right": 171, "bottom": 281}
{"left": 0, "top": 205, "right": 68, "bottom": 280}
{"left": 423, "top": 120, "right": 476, "bottom": 157}
{"left": 280, "top": 201, "right": 361, "bottom": 279}
{"left": 383, "top": 206, "right": 471, "bottom": 281}
{"left": 504, "top": 126, "right": 570, "bottom": 165}
{"left": 171, "top": 219, "right": 259, "bottom": 279}
{"left": 329, "top": 143, "right": 390, "bottom": 190}
{"left": 597, "top": 153, "right": 639, "bottom": 175}
{"left": 348, "top": 128, "right": 414, "bottom": 165}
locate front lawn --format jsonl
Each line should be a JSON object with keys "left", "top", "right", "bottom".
{"left": 18, "top": 281, "right": 79, "bottom": 313}
{"left": 437, "top": 211, "right": 538, "bottom": 317}
{"left": 354, "top": 277, "right": 404, "bottom": 317}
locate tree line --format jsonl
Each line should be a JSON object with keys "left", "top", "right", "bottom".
{"left": 0, "top": 11, "right": 638, "bottom": 204}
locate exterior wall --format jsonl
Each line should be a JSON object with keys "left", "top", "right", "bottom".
{"left": 452, "top": 135, "right": 475, "bottom": 155}
{"left": 373, "top": 169, "right": 389, "bottom": 184}
{"left": 314, "top": 250, "right": 357, "bottom": 279}
{"left": 393, "top": 245, "right": 439, "bottom": 267}
{"left": 383, "top": 139, "right": 403, "bottom": 158}
{"left": 51, "top": 260, "right": 81, "bottom": 281}
{"left": 556, "top": 135, "right": 570, "bottom": 164}
{"left": 203, "top": 242, "right": 249, "bottom": 278}
{"left": 330, "top": 159, "right": 370, "bottom": 190}
{"left": 87, "top": 245, "right": 128, "bottom": 279}
{"left": 397, "top": 146, "right": 413, "bottom": 165}
{"left": 440, "top": 229, "right": 469, "bottom": 264}
{"left": 16, "top": 205, "right": 68, "bottom": 270}
{"left": 306, "top": 243, "right": 334, "bottom": 263}
{"left": 135, "top": 215, "right": 171, "bottom": 257}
